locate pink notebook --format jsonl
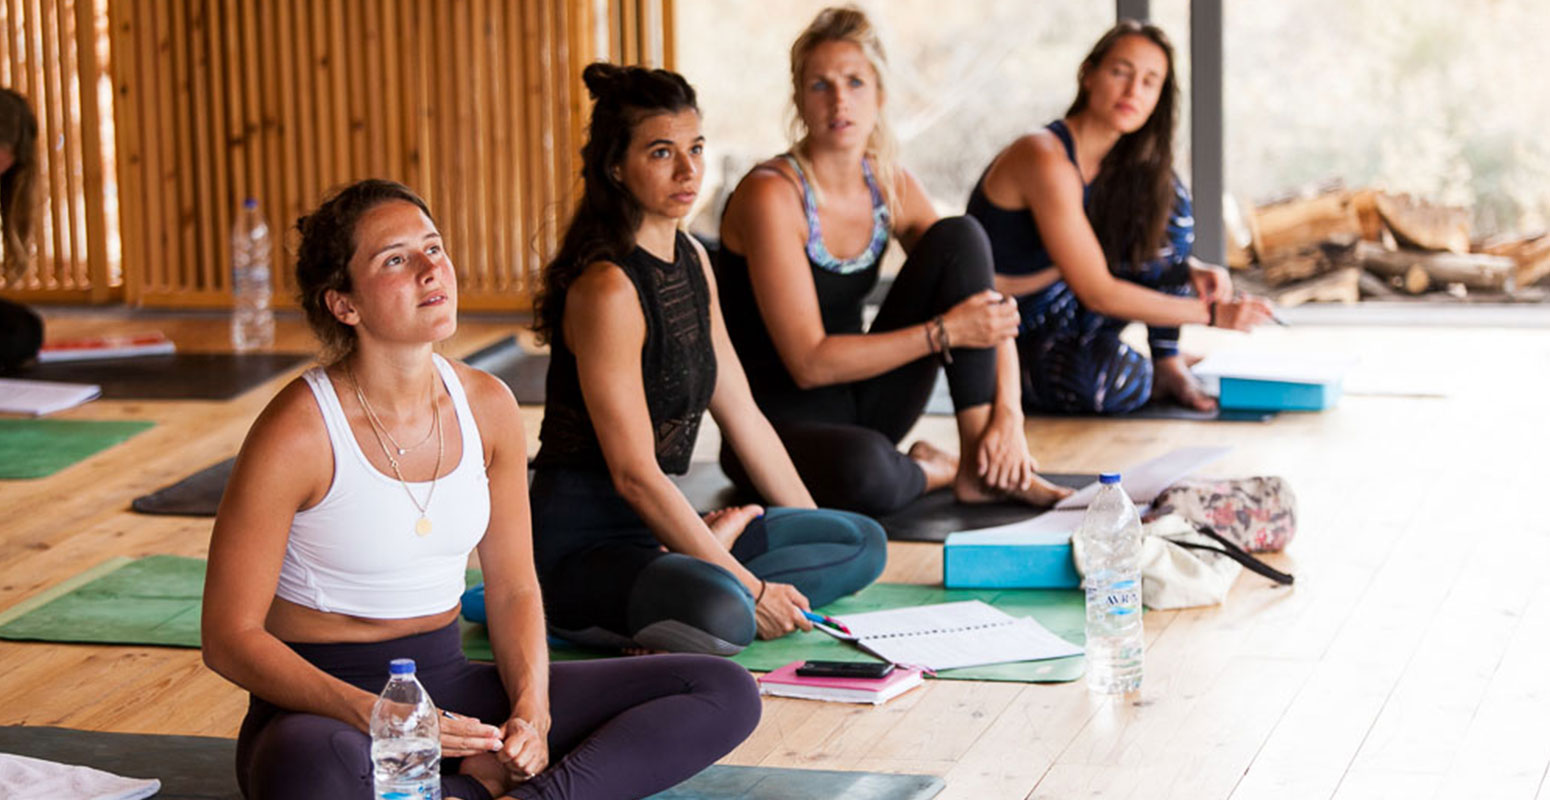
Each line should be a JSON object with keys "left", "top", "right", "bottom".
{"left": 757, "top": 661, "right": 925, "bottom": 705}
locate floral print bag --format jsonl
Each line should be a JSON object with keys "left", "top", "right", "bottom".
{"left": 1147, "top": 477, "right": 1297, "bottom": 553}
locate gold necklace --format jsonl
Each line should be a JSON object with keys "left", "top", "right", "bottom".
{"left": 347, "top": 364, "right": 444, "bottom": 537}
{"left": 356, "top": 372, "right": 437, "bottom": 456}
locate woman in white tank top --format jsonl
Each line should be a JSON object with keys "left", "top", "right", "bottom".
{"left": 201, "top": 179, "right": 759, "bottom": 800}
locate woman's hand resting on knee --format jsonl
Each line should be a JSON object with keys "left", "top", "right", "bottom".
{"left": 943, "top": 290, "right": 1019, "bottom": 350}
{"left": 754, "top": 581, "right": 813, "bottom": 639}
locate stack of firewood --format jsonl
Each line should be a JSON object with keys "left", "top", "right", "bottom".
{"left": 1229, "top": 188, "right": 1550, "bottom": 306}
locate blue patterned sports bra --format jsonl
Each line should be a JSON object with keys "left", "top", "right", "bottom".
{"left": 782, "top": 153, "right": 891, "bottom": 275}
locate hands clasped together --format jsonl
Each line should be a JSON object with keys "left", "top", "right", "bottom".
{"left": 442, "top": 709, "right": 550, "bottom": 797}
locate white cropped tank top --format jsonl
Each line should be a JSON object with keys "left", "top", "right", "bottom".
{"left": 276, "top": 354, "right": 491, "bottom": 618}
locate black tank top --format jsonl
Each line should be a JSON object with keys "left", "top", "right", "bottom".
{"left": 965, "top": 119, "right": 1085, "bottom": 278}
{"left": 532, "top": 230, "right": 716, "bottom": 475}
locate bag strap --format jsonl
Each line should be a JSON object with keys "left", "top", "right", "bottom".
{"left": 1172, "top": 524, "right": 1296, "bottom": 586}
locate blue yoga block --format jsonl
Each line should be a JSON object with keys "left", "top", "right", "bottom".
{"left": 1218, "top": 376, "right": 1342, "bottom": 411}
{"left": 943, "top": 528, "right": 1081, "bottom": 589}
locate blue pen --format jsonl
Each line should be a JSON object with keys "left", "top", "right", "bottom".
{"left": 801, "top": 610, "right": 851, "bottom": 635}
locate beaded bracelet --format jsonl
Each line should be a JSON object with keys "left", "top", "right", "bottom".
{"left": 932, "top": 315, "right": 953, "bottom": 365}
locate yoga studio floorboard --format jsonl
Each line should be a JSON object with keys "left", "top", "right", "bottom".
{"left": 3, "top": 308, "right": 1547, "bottom": 800}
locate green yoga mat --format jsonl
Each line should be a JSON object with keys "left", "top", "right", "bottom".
{"left": 463, "top": 578, "right": 1088, "bottom": 684}
{"left": 0, "top": 418, "right": 154, "bottom": 479}
{"left": 0, "top": 556, "right": 1085, "bottom": 683}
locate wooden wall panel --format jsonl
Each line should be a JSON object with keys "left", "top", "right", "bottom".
{"left": 0, "top": 0, "right": 118, "bottom": 303}
{"left": 104, "top": 0, "right": 673, "bottom": 312}
{"left": 0, "top": 1, "right": 671, "bottom": 309}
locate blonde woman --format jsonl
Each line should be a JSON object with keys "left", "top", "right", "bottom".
{"left": 716, "top": 5, "right": 1071, "bottom": 516}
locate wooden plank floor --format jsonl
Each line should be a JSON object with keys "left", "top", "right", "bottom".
{"left": 2, "top": 309, "right": 1547, "bottom": 799}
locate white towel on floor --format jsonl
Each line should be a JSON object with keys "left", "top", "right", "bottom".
{"left": 0, "top": 753, "right": 161, "bottom": 800}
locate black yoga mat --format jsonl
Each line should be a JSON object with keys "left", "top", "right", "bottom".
{"left": 15, "top": 352, "right": 310, "bottom": 401}
{"left": 876, "top": 472, "right": 1098, "bottom": 543}
{"left": 463, "top": 335, "right": 548, "bottom": 405}
{"left": 132, "top": 457, "right": 742, "bottom": 519}
{"left": 131, "top": 457, "right": 235, "bottom": 516}
{"left": 0, "top": 726, "right": 945, "bottom": 800}
{"left": 673, "top": 462, "right": 1097, "bottom": 544}
{"left": 133, "top": 456, "right": 1093, "bottom": 543}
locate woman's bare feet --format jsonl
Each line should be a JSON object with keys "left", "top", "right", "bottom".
{"left": 952, "top": 468, "right": 1071, "bottom": 507}
{"left": 458, "top": 751, "right": 522, "bottom": 798}
{"left": 908, "top": 440, "right": 958, "bottom": 493}
{"left": 1151, "top": 355, "right": 1216, "bottom": 411}
{"left": 702, "top": 504, "right": 764, "bottom": 550}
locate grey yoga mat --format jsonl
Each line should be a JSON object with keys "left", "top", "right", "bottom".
{"left": 0, "top": 726, "right": 945, "bottom": 800}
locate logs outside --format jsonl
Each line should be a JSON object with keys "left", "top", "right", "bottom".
{"left": 1229, "top": 188, "right": 1550, "bottom": 306}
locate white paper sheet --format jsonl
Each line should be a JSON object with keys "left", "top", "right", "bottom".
{"left": 0, "top": 378, "right": 102, "bottom": 416}
{"left": 1191, "top": 351, "right": 1355, "bottom": 384}
{"left": 855, "top": 616, "right": 1084, "bottom": 671}
{"left": 1055, "top": 445, "right": 1231, "bottom": 509}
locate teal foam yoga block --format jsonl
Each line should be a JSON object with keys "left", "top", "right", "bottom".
{"left": 944, "top": 525, "right": 1081, "bottom": 589}
{"left": 1218, "top": 376, "right": 1342, "bottom": 411}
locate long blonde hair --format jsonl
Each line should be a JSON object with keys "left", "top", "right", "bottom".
{"left": 788, "top": 5, "right": 900, "bottom": 224}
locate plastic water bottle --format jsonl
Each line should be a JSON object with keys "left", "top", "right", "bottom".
{"left": 370, "top": 658, "right": 442, "bottom": 800}
{"left": 1078, "top": 472, "right": 1144, "bottom": 694}
{"left": 231, "top": 197, "right": 274, "bottom": 351}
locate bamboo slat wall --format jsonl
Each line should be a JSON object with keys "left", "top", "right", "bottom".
{"left": 0, "top": 0, "right": 117, "bottom": 303}
{"left": 101, "top": 0, "right": 673, "bottom": 311}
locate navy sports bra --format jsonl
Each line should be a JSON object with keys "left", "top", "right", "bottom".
{"left": 965, "top": 119, "right": 1085, "bottom": 279}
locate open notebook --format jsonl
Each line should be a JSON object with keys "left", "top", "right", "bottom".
{"left": 816, "top": 600, "right": 1082, "bottom": 671}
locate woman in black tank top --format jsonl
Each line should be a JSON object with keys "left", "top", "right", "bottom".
{"left": 969, "top": 21, "right": 1276, "bottom": 414}
{"left": 525, "top": 64, "right": 885, "bottom": 658}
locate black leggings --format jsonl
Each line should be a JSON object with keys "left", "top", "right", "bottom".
{"left": 235, "top": 621, "right": 760, "bottom": 800}
{"left": 531, "top": 468, "right": 886, "bottom": 655}
{"left": 724, "top": 216, "right": 1000, "bottom": 516}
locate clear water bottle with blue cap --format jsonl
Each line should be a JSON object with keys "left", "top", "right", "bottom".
{"left": 1078, "top": 472, "right": 1144, "bottom": 693}
{"left": 370, "top": 658, "right": 442, "bottom": 800}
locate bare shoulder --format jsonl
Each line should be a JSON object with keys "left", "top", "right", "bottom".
{"left": 1006, "top": 130, "right": 1074, "bottom": 173}
{"left": 891, "top": 165, "right": 936, "bottom": 227}
{"left": 247, "top": 376, "right": 328, "bottom": 458}
{"left": 568, "top": 260, "right": 636, "bottom": 310}
{"left": 729, "top": 159, "right": 803, "bottom": 215}
{"left": 450, "top": 358, "right": 518, "bottom": 417}
{"left": 230, "top": 374, "right": 332, "bottom": 496}
{"left": 448, "top": 359, "right": 523, "bottom": 460}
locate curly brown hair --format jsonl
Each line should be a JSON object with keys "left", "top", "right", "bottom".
{"left": 294, "top": 179, "right": 433, "bottom": 363}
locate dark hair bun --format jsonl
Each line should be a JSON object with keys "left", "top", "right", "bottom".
{"left": 582, "top": 62, "right": 629, "bottom": 101}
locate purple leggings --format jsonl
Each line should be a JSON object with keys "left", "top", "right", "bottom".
{"left": 235, "top": 622, "right": 761, "bottom": 800}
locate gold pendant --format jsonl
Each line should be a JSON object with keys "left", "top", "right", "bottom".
{"left": 415, "top": 516, "right": 432, "bottom": 536}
